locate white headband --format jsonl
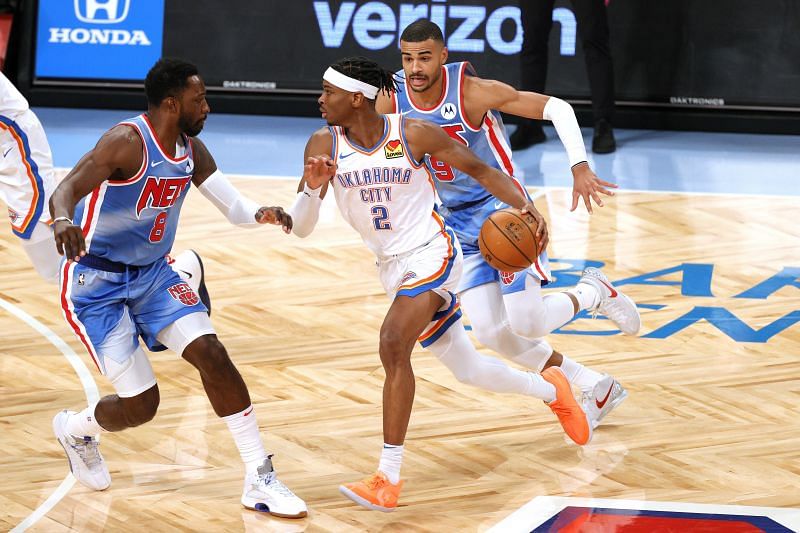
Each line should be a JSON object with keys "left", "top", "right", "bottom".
{"left": 323, "top": 67, "right": 380, "bottom": 99}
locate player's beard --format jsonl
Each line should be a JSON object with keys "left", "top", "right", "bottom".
{"left": 181, "top": 115, "right": 205, "bottom": 137}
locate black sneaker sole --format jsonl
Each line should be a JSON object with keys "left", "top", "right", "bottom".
{"left": 191, "top": 250, "right": 212, "bottom": 316}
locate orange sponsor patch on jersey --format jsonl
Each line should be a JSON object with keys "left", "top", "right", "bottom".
{"left": 384, "top": 139, "right": 404, "bottom": 159}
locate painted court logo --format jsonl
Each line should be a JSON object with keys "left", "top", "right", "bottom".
{"left": 168, "top": 282, "right": 199, "bottom": 306}
{"left": 384, "top": 139, "right": 404, "bottom": 159}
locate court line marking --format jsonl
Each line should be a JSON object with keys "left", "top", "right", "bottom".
{"left": 487, "top": 495, "right": 800, "bottom": 532}
{"left": 1, "top": 296, "right": 99, "bottom": 532}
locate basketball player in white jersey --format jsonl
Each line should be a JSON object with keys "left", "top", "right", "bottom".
{"left": 0, "top": 71, "right": 210, "bottom": 302}
{"left": 290, "top": 56, "right": 595, "bottom": 513}
{"left": 377, "top": 20, "right": 639, "bottom": 425}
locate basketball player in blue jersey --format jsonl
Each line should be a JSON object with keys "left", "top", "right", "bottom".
{"left": 291, "top": 56, "right": 596, "bottom": 513}
{"left": 377, "top": 20, "right": 639, "bottom": 426}
{"left": 48, "top": 58, "right": 307, "bottom": 518}
{"left": 0, "top": 72, "right": 211, "bottom": 307}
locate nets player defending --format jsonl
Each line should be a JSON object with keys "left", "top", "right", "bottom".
{"left": 291, "top": 57, "right": 595, "bottom": 512}
{"left": 378, "top": 20, "right": 640, "bottom": 425}
{"left": 0, "top": 71, "right": 211, "bottom": 303}
{"left": 49, "top": 58, "right": 306, "bottom": 518}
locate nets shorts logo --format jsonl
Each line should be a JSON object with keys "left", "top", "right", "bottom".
{"left": 168, "top": 282, "right": 200, "bottom": 306}
{"left": 74, "top": 0, "right": 131, "bottom": 24}
{"left": 500, "top": 271, "right": 516, "bottom": 285}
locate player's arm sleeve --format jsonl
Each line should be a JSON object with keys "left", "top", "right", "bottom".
{"left": 288, "top": 182, "right": 323, "bottom": 238}
{"left": 542, "top": 97, "right": 588, "bottom": 168}
{"left": 197, "top": 169, "right": 262, "bottom": 228}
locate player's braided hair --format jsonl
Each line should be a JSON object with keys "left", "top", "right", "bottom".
{"left": 330, "top": 56, "right": 397, "bottom": 98}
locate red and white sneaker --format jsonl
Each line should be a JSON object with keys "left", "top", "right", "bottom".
{"left": 581, "top": 374, "right": 629, "bottom": 428}
{"left": 580, "top": 267, "right": 641, "bottom": 335}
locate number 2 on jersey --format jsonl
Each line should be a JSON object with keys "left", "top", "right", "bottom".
{"left": 371, "top": 205, "right": 391, "bottom": 230}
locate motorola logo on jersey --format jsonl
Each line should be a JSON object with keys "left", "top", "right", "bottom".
{"left": 441, "top": 103, "right": 457, "bottom": 120}
{"left": 313, "top": 1, "right": 576, "bottom": 56}
{"left": 135, "top": 176, "right": 192, "bottom": 218}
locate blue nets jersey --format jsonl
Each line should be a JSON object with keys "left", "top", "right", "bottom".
{"left": 392, "top": 62, "right": 527, "bottom": 248}
{"left": 73, "top": 114, "right": 194, "bottom": 266}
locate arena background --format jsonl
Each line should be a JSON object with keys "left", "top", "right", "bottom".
{"left": 10, "top": 0, "right": 800, "bottom": 132}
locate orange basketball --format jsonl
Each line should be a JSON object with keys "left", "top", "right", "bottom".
{"left": 478, "top": 208, "right": 539, "bottom": 273}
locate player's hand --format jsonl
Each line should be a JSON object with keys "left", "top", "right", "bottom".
{"left": 570, "top": 162, "right": 617, "bottom": 213}
{"left": 520, "top": 201, "right": 549, "bottom": 253}
{"left": 53, "top": 219, "right": 86, "bottom": 262}
{"left": 256, "top": 206, "right": 293, "bottom": 233}
{"left": 303, "top": 155, "right": 336, "bottom": 190}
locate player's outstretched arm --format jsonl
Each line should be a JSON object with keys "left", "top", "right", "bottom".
{"left": 405, "top": 118, "right": 548, "bottom": 251}
{"left": 50, "top": 125, "right": 142, "bottom": 262}
{"left": 191, "top": 137, "right": 291, "bottom": 232}
{"left": 290, "top": 128, "right": 336, "bottom": 238}
{"left": 466, "top": 77, "right": 617, "bottom": 214}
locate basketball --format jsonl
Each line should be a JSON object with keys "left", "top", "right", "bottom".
{"left": 478, "top": 208, "right": 539, "bottom": 273}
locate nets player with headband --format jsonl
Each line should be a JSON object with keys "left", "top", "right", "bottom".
{"left": 378, "top": 19, "right": 640, "bottom": 425}
{"left": 291, "top": 56, "right": 596, "bottom": 512}
{"left": 48, "top": 58, "right": 307, "bottom": 518}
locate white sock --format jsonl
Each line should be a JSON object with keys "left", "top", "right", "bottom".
{"left": 65, "top": 402, "right": 105, "bottom": 437}
{"left": 222, "top": 405, "right": 268, "bottom": 475}
{"left": 378, "top": 444, "right": 404, "bottom": 484}
{"left": 559, "top": 356, "right": 604, "bottom": 392}
{"left": 566, "top": 282, "right": 600, "bottom": 311}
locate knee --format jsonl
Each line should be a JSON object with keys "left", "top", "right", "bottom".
{"left": 470, "top": 320, "right": 508, "bottom": 353}
{"left": 507, "top": 313, "right": 548, "bottom": 340}
{"left": 123, "top": 385, "right": 159, "bottom": 427}
{"left": 378, "top": 328, "right": 413, "bottom": 373}
{"left": 182, "top": 335, "right": 232, "bottom": 375}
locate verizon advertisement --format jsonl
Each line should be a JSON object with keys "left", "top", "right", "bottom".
{"left": 34, "top": 0, "right": 800, "bottom": 110}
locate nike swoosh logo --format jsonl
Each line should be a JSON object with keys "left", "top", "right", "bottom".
{"left": 494, "top": 201, "right": 504, "bottom": 210}
{"left": 339, "top": 152, "right": 355, "bottom": 159}
{"left": 596, "top": 382, "right": 615, "bottom": 408}
{"left": 599, "top": 279, "right": 618, "bottom": 298}
{"left": 151, "top": 160, "right": 164, "bottom": 167}
{"left": 243, "top": 407, "right": 254, "bottom": 416}
{"left": 2, "top": 147, "right": 12, "bottom": 157}
{"left": 179, "top": 269, "right": 192, "bottom": 279}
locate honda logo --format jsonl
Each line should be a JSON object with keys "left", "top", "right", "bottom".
{"left": 74, "top": 0, "right": 131, "bottom": 24}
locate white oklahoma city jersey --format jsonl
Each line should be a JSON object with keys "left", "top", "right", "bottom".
{"left": 329, "top": 114, "right": 445, "bottom": 257}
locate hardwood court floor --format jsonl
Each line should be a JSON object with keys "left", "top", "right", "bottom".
{"left": 2, "top": 179, "right": 798, "bottom": 532}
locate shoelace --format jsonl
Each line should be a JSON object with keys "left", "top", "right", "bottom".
{"left": 364, "top": 475, "right": 388, "bottom": 490}
{"left": 258, "top": 474, "right": 297, "bottom": 498}
{"left": 71, "top": 436, "right": 102, "bottom": 468}
{"left": 599, "top": 300, "right": 627, "bottom": 325}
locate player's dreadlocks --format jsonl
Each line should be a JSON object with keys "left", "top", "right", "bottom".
{"left": 330, "top": 56, "right": 397, "bottom": 98}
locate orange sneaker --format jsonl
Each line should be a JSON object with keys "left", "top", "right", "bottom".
{"left": 542, "top": 366, "right": 593, "bottom": 445}
{"left": 339, "top": 471, "right": 404, "bottom": 512}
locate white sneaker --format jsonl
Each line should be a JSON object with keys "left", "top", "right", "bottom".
{"left": 52, "top": 410, "right": 111, "bottom": 490}
{"left": 169, "top": 250, "right": 211, "bottom": 315}
{"left": 580, "top": 267, "right": 641, "bottom": 335}
{"left": 581, "top": 375, "right": 628, "bottom": 429}
{"left": 241, "top": 455, "right": 307, "bottom": 519}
